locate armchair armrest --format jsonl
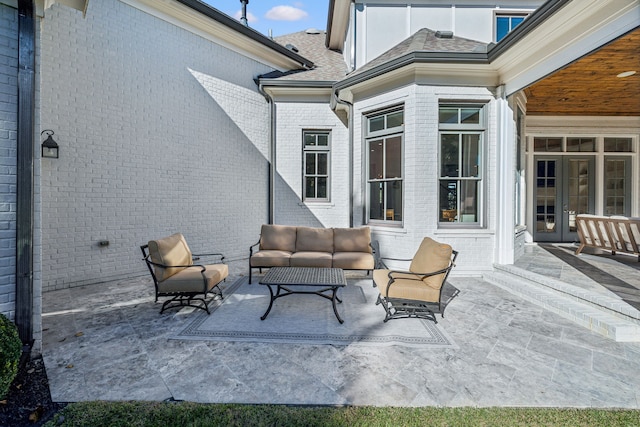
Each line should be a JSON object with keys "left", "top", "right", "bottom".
{"left": 143, "top": 258, "right": 207, "bottom": 274}
{"left": 249, "top": 239, "right": 260, "bottom": 256}
{"left": 192, "top": 252, "right": 225, "bottom": 263}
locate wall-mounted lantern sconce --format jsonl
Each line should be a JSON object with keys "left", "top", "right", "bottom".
{"left": 41, "top": 129, "right": 59, "bottom": 159}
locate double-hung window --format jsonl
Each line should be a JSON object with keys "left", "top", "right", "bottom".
{"left": 366, "top": 107, "right": 404, "bottom": 224}
{"left": 303, "top": 131, "right": 330, "bottom": 201}
{"left": 439, "top": 105, "right": 485, "bottom": 226}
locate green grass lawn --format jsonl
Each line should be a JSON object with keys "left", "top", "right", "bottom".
{"left": 45, "top": 402, "right": 640, "bottom": 427}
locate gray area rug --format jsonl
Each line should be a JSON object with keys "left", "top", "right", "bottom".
{"left": 172, "top": 276, "right": 457, "bottom": 348}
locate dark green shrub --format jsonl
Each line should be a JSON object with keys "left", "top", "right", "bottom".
{"left": 0, "top": 313, "right": 22, "bottom": 400}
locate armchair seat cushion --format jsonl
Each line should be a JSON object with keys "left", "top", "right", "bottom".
{"left": 373, "top": 269, "right": 439, "bottom": 303}
{"left": 290, "top": 251, "right": 333, "bottom": 268}
{"left": 158, "top": 264, "right": 228, "bottom": 294}
{"left": 148, "top": 233, "right": 193, "bottom": 281}
{"left": 409, "top": 237, "right": 453, "bottom": 289}
{"left": 250, "top": 250, "right": 292, "bottom": 267}
{"left": 333, "top": 252, "right": 374, "bottom": 270}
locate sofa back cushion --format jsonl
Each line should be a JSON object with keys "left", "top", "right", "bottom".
{"left": 333, "top": 227, "right": 372, "bottom": 253}
{"left": 409, "top": 237, "right": 453, "bottom": 289}
{"left": 296, "top": 226, "right": 334, "bottom": 253}
{"left": 260, "top": 224, "right": 297, "bottom": 252}
{"left": 148, "top": 233, "right": 193, "bottom": 282}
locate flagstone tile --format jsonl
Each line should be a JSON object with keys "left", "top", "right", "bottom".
{"left": 527, "top": 334, "right": 593, "bottom": 369}
{"left": 592, "top": 350, "right": 640, "bottom": 384}
{"left": 552, "top": 360, "right": 638, "bottom": 406}
{"left": 82, "top": 354, "right": 171, "bottom": 401}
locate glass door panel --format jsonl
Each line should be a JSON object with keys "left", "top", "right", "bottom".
{"left": 534, "top": 156, "right": 594, "bottom": 242}
{"left": 535, "top": 159, "right": 560, "bottom": 241}
{"left": 604, "top": 157, "right": 631, "bottom": 216}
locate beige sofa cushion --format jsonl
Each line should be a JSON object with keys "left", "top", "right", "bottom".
{"left": 290, "top": 251, "right": 333, "bottom": 268}
{"left": 373, "top": 269, "right": 440, "bottom": 303}
{"left": 260, "top": 224, "right": 297, "bottom": 252}
{"left": 157, "top": 263, "right": 228, "bottom": 294}
{"left": 409, "top": 237, "right": 453, "bottom": 290}
{"left": 333, "top": 227, "right": 372, "bottom": 253}
{"left": 251, "top": 250, "right": 292, "bottom": 267}
{"left": 296, "top": 227, "right": 334, "bottom": 253}
{"left": 332, "top": 252, "right": 374, "bottom": 270}
{"left": 148, "top": 233, "right": 193, "bottom": 282}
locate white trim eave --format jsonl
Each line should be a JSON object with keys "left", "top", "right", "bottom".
{"left": 263, "top": 86, "right": 333, "bottom": 103}
{"left": 120, "top": 0, "right": 306, "bottom": 71}
{"left": 526, "top": 116, "right": 640, "bottom": 134}
{"left": 340, "top": 62, "right": 498, "bottom": 103}
{"left": 493, "top": 0, "right": 640, "bottom": 95}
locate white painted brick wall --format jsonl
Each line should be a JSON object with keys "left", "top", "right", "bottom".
{"left": 351, "top": 84, "right": 499, "bottom": 274}
{"left": 274, "top": 101, "right": 350, "bottom": 228}
{"left": 0, "top": 3, "right": 17, "bottom": 318}
{"left": 39, "top": 0, "right": 275, "bottom": 290}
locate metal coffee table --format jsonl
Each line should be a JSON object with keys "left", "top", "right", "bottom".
{"left": 258, "top": 267, "right": 347, "bottom": 323}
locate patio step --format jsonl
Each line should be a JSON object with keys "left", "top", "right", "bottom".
{"left": 483, "top": 266, "right": 640, "bottom": 342}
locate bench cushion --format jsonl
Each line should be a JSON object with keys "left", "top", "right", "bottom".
{"left": 409, "top": 237, "right": 453, "bottom": 290}
{"left": 148, "top": 233, "right": 193, "bottom": 282}
{"left": 251, "top": 250, "right": 292, "bottom": 267}
{"left": 260, "top": 224, "right": 297, "bottom": 252}
{"left": 332, "top": 252, "right": 374, "bottom": 270}
{"left": 333, "top": 227, "right": 372, "bottom": 253}
{"left": 290, "top": 251, "right": 333, "bottom": 268}
{"left": 157, "top": 263, "right": 228, "bottom": 294}
{"left": 296, "top": 227, "right": 334, "bottom": 253}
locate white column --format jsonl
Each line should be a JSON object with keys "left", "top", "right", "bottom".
{"left": 495, "top": 86, "right": 516, "bottom": 265}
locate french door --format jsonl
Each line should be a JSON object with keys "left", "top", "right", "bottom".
{"left": 534, "top": 156, "right": 595, "bottom": 242}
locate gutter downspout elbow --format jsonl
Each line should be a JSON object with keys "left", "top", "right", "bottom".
{"left": 256, "top": 79, "right": 276, "bottom": 224}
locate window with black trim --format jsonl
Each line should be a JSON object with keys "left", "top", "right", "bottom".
{"left": 303, "top": 130, "right": 330, "bottom": 201}
{"left": 366, "top": 107, "right": 404, "bottom": 223}
{"left": 439, "top": 104, "right": 485, "bottom": 226}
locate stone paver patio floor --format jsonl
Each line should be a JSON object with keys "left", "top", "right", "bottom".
{"left": 41, "top": 248, "right": 640, "bottom": 407}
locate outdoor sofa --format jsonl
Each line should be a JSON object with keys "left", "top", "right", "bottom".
{"left": 575, "top": 214, "right": 640, "bottom": 261}
{"left": 249, "top": 225, "right": 379, "bottom": 283}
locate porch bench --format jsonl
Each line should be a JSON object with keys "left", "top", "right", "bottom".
{"left": 575, "top": 214, "right": 640, "bottom": 261}
{"left": 249, "top": 225, "right": 380, "bottom": 283}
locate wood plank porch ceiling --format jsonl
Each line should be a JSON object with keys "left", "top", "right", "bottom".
{"left": 523, "top": 28, "right": 640, "bottom": 116}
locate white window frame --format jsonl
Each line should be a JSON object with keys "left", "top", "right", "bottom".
{"left": 494, "top": 11, "right": 529, "bottom": 42}
{"left": 365, "top": 106, "right": 404, "bottom": 225}
{"left": 302, "top": 130, "right": 331, "bottom": 202}
{"left": 438, "top": 104, "right": 486, "bottom": 228}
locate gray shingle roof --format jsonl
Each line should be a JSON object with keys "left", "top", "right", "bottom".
{"left": 348, "top": 28, "right": 488, "bottom": 78}
{"left": 260, "top": 30, "right": 348, "bottom": 82}
{"left": 260, "top": 28, "right": 488, "bottom": 84}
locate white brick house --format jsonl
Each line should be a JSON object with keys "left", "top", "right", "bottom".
{"left": 1, "top": 0, "right": 638, "bottom": 351}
